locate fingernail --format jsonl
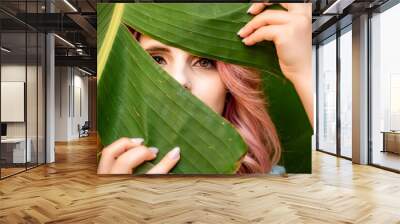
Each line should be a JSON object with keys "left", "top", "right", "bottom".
{"left": 237, "top": 28, "right": 244, "bottom": 36}
{"left": 168, "top": 146, "right": 180, "bottom": 160}
{"left": 131, "top": 138, "right": 144, "bottom": 145}
{"left": 242, "top": 38, "right": 247, "bottom": 44}
{"left": 148, "top": 147, "right": 159, "bottom": 155}
{"left": 247, "top": 8, "right": 252, "bottom": 14}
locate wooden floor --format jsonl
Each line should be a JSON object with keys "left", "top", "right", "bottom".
{"left": 1, "top": 167, "right": 26, "bottom": 178}
{"left": 1, "top": 163, "right": 45, "bottom": 178}
{"left": 0, "top": 135, "right": 400, "bottom": 223}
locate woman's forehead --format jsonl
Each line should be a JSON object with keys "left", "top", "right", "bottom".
{"left": 139, "top": 34, "right": 194, "bottom": 57}
{"left": 140, "top": 35, "right": 170, "bottom": 49}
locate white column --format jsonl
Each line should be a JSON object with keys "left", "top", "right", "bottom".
{"left": 45, "top": 1, "right": 55, "bottom": 163}
{"left": 352, "top": 14, "right": 369, "bottom": 164}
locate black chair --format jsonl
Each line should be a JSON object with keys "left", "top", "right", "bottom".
{"left": 78, "top": 121, "right": 90, "bottom": 138}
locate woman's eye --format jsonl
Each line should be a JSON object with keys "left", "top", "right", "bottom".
{"left": 152, "top": 55, "right": 166, "bottom": 65}
{"left": 194, "top": 58, "right": 215, "bottom": 69}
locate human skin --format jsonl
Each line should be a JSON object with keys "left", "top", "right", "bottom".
{"left": 239, "top": 3, "right": 313, "bottom": 126}
{"left": 139, "top": 35, "right": 227, "bottom": 115}
{"left": 97, "top": 3, "right": 312, "bottom": 174}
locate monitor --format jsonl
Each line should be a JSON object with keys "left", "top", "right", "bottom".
{"left": 1, "top": 123, "right": 7, "bottom": 137}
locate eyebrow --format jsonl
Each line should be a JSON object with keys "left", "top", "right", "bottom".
{"left": 144, "top": 46, "right": 170, "bottom": 53}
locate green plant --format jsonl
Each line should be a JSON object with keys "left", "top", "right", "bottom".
{"left": 97, "top": 3, "right": 312, "bottom": 174}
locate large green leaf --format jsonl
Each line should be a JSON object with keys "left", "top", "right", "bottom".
{"left": 122, "top": 3, "right": 282, "bottom": 76}
{"left": 98, "top": 3, "right": 247, "bottom": 174}
{"left": 120, "top": 3, "right": 312, "bottom": 173}
{"left": 98, "top": 3, "right": 312, "bottom": 174}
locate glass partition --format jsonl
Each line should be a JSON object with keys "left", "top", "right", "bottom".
{"left": 1, "top": 30, "right": 28, "bottom": 177}
{"left": 317, "top": 35, "right": 337, "bottom": 155}
{"left": 0, "top": 1, "right": 46, "bottom": 179}
{"left": 339, "top": 27, "right": 352, "bottom": 158}
{"left": 370, "top": 3, "right": 400, "bottom": 171}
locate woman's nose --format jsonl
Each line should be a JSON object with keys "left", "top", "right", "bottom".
{"left": 170, "top": 67, "right": 192, "bottom": 91}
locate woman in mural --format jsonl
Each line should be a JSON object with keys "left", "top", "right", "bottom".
{"left": 97, "top": 3, "right": 312, "bottom": 174}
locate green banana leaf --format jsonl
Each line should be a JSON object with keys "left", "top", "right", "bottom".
{"left": 97, "top": 3, "right": 312, "bottom": 174}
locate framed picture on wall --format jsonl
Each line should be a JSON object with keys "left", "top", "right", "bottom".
{"left": 96, "top": 3, "right": 313, "bottom": 175}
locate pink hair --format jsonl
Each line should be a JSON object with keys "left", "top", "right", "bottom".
{"left": 129, "top": 28, "right": 281, "bottom": 174}
{"left": 217, "top": 63, "right": 281, "bottom": 173}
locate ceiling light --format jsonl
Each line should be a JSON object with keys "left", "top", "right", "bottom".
{"left": 323, "top": 0, "right": 355, "bottom": 15}
{"left": 54, "top": 34, "right": 75, "bottom": 48}
{"left": 78, "top": 67, "right": 93, "bottom": 76}
{"left": 1, "top": 47, "right": 11, "bottom": 53}
{"left": 63, "top": 0, "right": 78, "bottom": 12}
{"left": 323, "top": 0, "right": 341, "bottom": 14}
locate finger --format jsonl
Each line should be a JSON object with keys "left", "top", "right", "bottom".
{"left": 247, "top": 3, "right": 273, "bottom": 15}
{"left": 242, "top": 25, "right": 282, "bottom": 46}
{"left": 97, "top": 137, "right": 144, "bottom": 174}
{"left": 110, "top": 146, "right": 159, "bottom": 174}
{"left": 146, "top": 146, "right": 180, "bottom": 174}
{"left": 238, "top": 10, "right": 290, "bottom": 38}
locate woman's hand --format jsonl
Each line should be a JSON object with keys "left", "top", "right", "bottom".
{"left": 238, "top": 3, "right": 311, "bottom": 82}
{"left": 238, "top": 3, "right": 313, "bottom": 126}
{"left": 97, "top": 137, "right": 180, "bottom": 174}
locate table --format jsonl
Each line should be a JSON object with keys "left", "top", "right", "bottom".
{"left": 1, "top": 138, "right": 32, "bottom": 164}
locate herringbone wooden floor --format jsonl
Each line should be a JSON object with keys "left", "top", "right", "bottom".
{"left": 1, "top": 134, "right": 399, "bottom": 223}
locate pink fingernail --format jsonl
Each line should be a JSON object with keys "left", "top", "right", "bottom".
{"left": 148, "top": 147, "right": 159, "bottom": 155}
{"left": 131, "top": 138, "right": 144, "bottom": 144}
{"left": 237, "top": 28, "right": 244, "bottom": 36}
{"left": 168, "top": 147, "right": 180, "bottom": 160}
{"left": 131, "top": 138, "right": 144, "bottom": 145}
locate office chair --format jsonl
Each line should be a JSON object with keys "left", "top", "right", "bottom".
{"left": 79, "top": 121, "right": 90, "bottom": 138}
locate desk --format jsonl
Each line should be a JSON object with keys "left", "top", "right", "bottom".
{"left": 381, "top": 131, "right": 400, "bottom": 154}
{"left": 1, "top": 138, "right": 31, "bottom": 163}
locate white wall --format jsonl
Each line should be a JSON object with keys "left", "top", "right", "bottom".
{"left": 55, "top": 66, "right": 69, "bottom": 141}
{"left": 1, "top": 65, "right": 26, "bottom": 140}
{"left": 1, "top": 82, "right": 25, "bottom": 122}
{"left": 1, "top": 65, "right": 38, "bottom": 137}
{"left": 72, "top": 72, "right": 89, "bottom": 138}
{"left": 54, "top": 66, "right": 89, "bottom": 141}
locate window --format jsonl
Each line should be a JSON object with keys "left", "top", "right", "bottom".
{"left": 370, "top": 2, "right": 400, "bottom": 171}
{"left": 317, "top": 35, "right": 337, "bottom": 155}
{"left": 339, "top": 27, "right": 352, "bottom": 158}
